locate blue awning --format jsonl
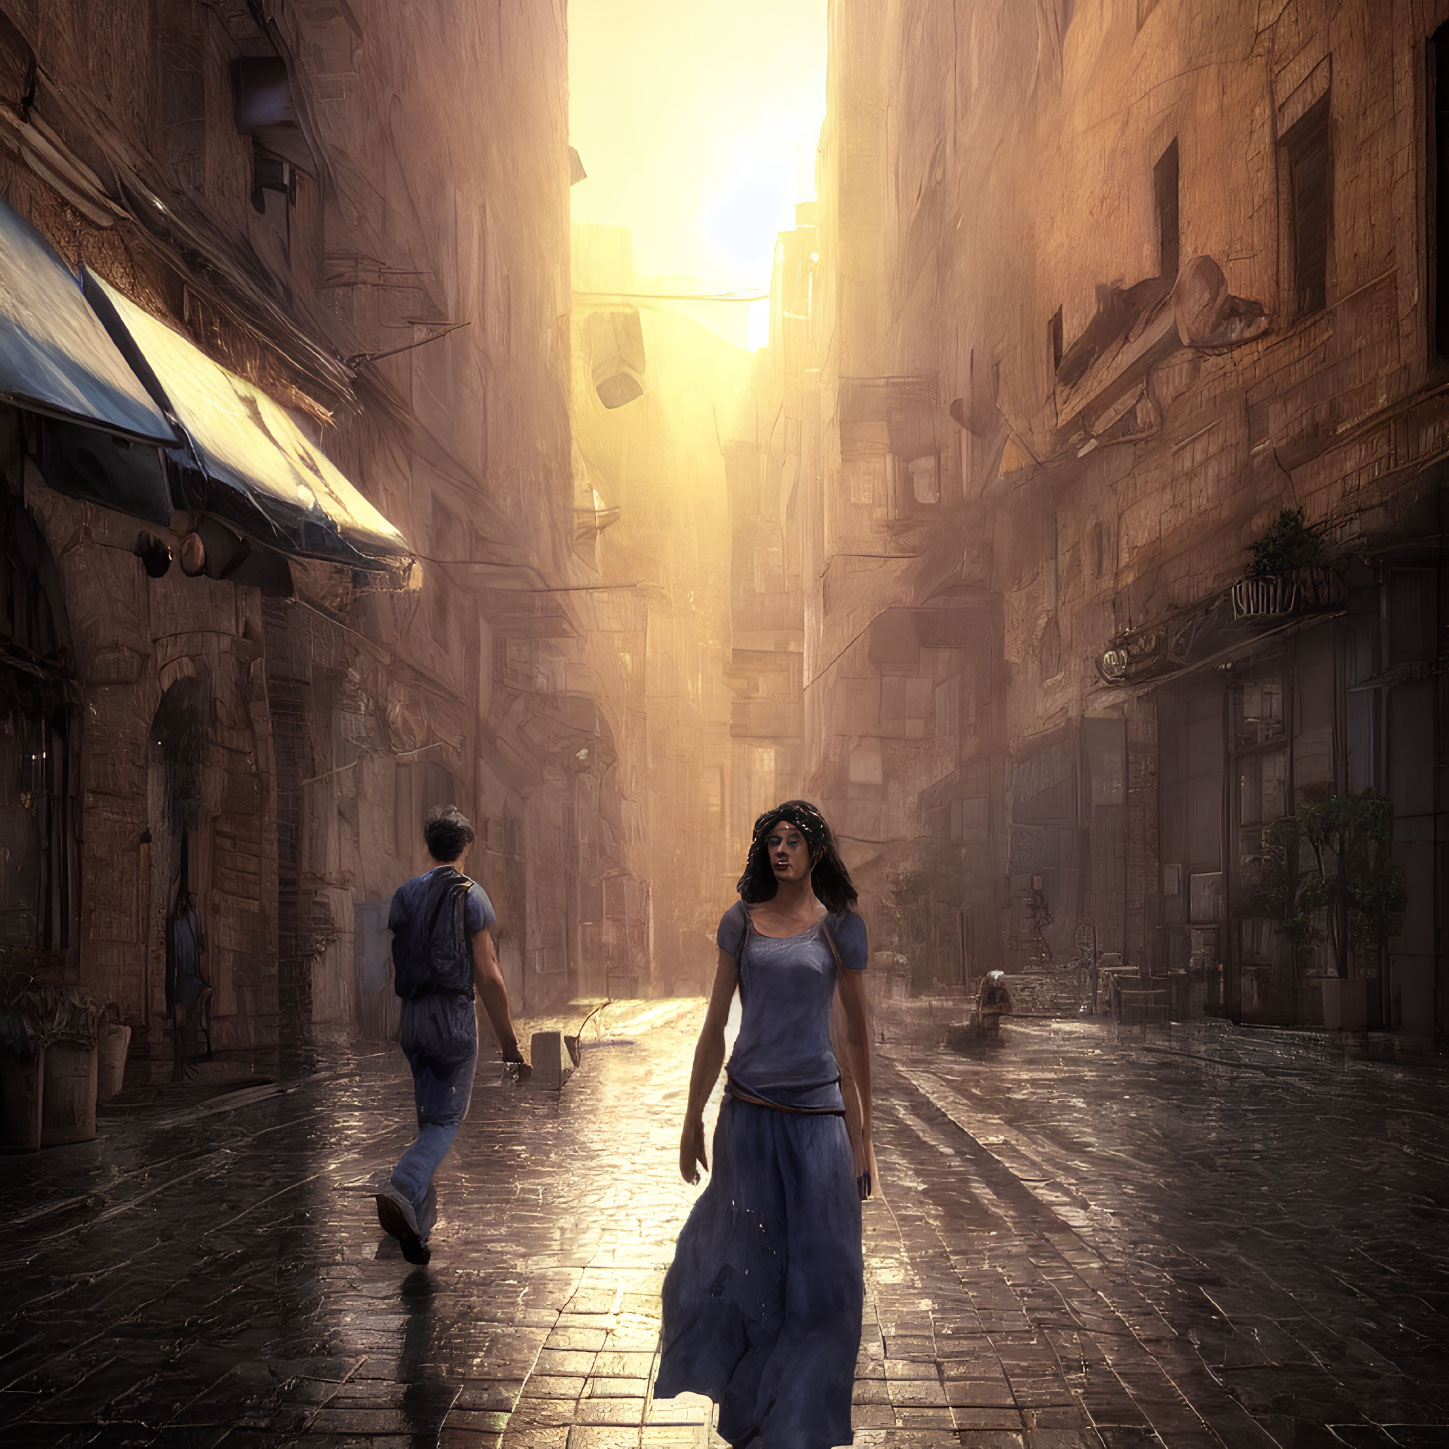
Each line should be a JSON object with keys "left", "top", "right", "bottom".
{"left": 82, "top": 272, "right": 415, "bottom": 572}
{"left": 0, "top": 199, "right": 176, "bottom": 524}
{"left": 0, "top": 194, "right": 412, "bottom": 574}
{"left": 0, "top": 200, "right": 176, "bottom": 446}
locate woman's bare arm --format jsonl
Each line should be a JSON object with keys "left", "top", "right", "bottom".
{"left": 680, "top": 948, "right": 739, "bottom": 1183}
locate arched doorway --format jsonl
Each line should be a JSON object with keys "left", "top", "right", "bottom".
{"left": 144, "top": 672, "right": 216, "bottom": 1046}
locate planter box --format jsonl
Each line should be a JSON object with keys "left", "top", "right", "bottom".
{"left": 1232, "top": 574, "right": 1298, "bottom": 620}
{"left": 41, "top": 1041, "right": 98, "bottom": 1145}
{"left": 1320, "top": 976, "right": 1368, "bottom": 1032}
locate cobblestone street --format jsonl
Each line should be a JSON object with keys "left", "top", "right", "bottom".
{"left": 2, "top": 1002, "right": 1447, "bottom": 1449}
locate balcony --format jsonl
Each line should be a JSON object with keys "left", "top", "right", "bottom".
{"left": 1097, "top": 566, "right": 1345, "bottom": 688}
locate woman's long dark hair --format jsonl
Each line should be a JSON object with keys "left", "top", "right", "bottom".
{"left": 737, "top": 799, "right": 858, "bottom": 915}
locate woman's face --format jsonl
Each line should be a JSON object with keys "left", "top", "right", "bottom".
{"left": 766, "top": 821, "right": 813, "bottom": 884}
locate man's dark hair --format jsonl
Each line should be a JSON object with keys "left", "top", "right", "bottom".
{"left": 737, "top": 798, "right": 858, "bottom": 914}
{"left": 423, "top": 804, "right": 475, "bottom": 862}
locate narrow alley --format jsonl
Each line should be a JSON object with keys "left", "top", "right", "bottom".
{"left": 1, "top": 2, "right": 1447, "bottom": 1446}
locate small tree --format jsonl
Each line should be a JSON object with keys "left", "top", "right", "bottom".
{"left": 1286, "top": 788, "right": 1406, "bottom": 978}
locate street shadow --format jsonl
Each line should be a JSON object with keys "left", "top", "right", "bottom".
{"left": 397, "top": 1266, "right": 460, "bottom": 1446}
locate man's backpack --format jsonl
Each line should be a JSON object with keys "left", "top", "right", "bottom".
{"left": 392, "top": 867, "right": 475, "bottom": 1000}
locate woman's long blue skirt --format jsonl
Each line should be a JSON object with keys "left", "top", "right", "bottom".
{"left": 656, "top": 1098, "right": 864, "bottom": 1448}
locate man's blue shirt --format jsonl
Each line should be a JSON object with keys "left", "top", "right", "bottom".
{"left": 389, "top": 867, "right": 497, "bottom": 939}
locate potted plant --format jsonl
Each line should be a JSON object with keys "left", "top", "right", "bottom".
{"left": 0, "top": 971, "right": 103, "bottom": 1148}
{"left": 1233, "top": 509, "right": 1324, "bottom": 619}
{"left": 1283, "top": 789, "right": 1406, "bottom": 1029}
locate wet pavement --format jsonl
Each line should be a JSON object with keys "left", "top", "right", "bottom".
{"left": 1, "top": 999, "right": 1447, "bottom": 1448}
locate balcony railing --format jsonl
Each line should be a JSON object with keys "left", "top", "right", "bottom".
{"left": 1231, "top": 564, "right": 1340, "bottom": 621}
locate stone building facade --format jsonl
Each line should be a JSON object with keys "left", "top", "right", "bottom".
{"left": 786, "top": 0, "right": 1447, "bottom": 1036}
{"left": 0, "top": 0, "right": 622, "bottom": 1058}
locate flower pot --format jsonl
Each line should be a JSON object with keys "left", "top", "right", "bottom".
{"left": 97, "top": 1022, "right": 132, "bottom": 1104}
{"left": 1319, "top": 976, "right": 1367, "bottom": 1032}
{"left": 41, "top": 1041, "right": 98, "bottom": 1146}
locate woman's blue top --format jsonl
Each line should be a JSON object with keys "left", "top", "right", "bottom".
{"left": 716, "top": 899, "right": 867, "bottom": 1111}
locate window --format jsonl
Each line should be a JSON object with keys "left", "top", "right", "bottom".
{"left": 935, "top": 678, "right": 960, "bottom": 748}
{"left": 1282, "top": 95, "right": 1332, "bottom": 317}
{"left": 951, "top": 796, "right": 987, "bottom": 842}
{"left": 536, "top": 641, "right": 569, "bottom": 695}
{"left": 1430, "top": 25, "right": 1449, "bottom": 356}
{"left": 1154, "top": 139, "right": 1180, "bottom": 278}
{"left": 908, "top": 455, "right": 939, "bottom": 504}
{"left": 503, "top": 636, "right": 535, "bottom": 688}
{"left": 847, "top": 739, "right": 884, "bottom": 787}
{"left": 477, "top": 619, "right": 492, "bottom": 717}
{"left": 1048, "top": 307, "right": 1063, "bottom": 374}
{"left": 846, "top": 456, "right": 886, "bottom": 508}
{"left": 0, "top": 501, "right": 81, "bottom": 962}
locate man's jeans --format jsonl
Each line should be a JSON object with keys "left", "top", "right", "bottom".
{"left": 390, "top": 992, "right": 477, "bottom": 1242}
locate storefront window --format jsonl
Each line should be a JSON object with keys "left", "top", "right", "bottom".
{"left": 1237, "top": 749, "right": 1288, "bottom": 826}
{"left": 0, "top": 499, "right": 78, "bottom": 961}
{"left": 1233, "top": 675, "right": 1284, "bottom": 748}
{"left": 1228, "top": 656, "right": 1295, "bottom": 1018}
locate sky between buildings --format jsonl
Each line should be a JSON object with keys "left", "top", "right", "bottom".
{"left": 568, "top": 0, "right": 827, "bottom": 350}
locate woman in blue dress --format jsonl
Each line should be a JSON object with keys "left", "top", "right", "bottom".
{"left": 656, "top": 799, "right": 873, "bottom": 1449}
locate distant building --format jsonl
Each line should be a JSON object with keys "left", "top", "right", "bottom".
{"left": 570, "top": 224, "right": 743, "bottom": 995}
{"left": 723, "top": 206, "right": 815, "bottom": 871}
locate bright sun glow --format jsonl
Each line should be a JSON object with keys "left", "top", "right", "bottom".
{"left": 569, "top": 0, "right": 826, "bottom": 350}
{"left": 746, "top": 299, "right": 772, "bottom": 351}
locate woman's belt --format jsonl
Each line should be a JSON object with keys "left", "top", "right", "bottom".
{"left": 724, "top": 1081, "right": 845, "bottom": 1116}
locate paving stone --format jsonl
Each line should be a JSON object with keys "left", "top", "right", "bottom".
{"left": 437, "top": 1432, "right": 502, "bottom": 1449}
{"left": 946, "top": 1379, "right": 1019, "bottom": 1408}
{"left": 586, "top": 1376, "right": 650, "bottom": 1398}
{"left": 445, "top": 1409, "right": 511, "bottom": 1432}
{"left": 888, "top": 1377, "right": 949, "bottom": 1405}
{"left": 531, "top": 1350, "right": 596, "bottom": 1376}
{"left": 515, "top": 1376, "right": 585, "bottom": 1400}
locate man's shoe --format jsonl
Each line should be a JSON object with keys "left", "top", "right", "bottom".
{"left": 375, "top": 1186, "right": 430, "bottom": 1265}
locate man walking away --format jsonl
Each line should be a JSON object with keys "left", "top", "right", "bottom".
{"left": 376, "top": 805, "right": 529, "bottom": 1264}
